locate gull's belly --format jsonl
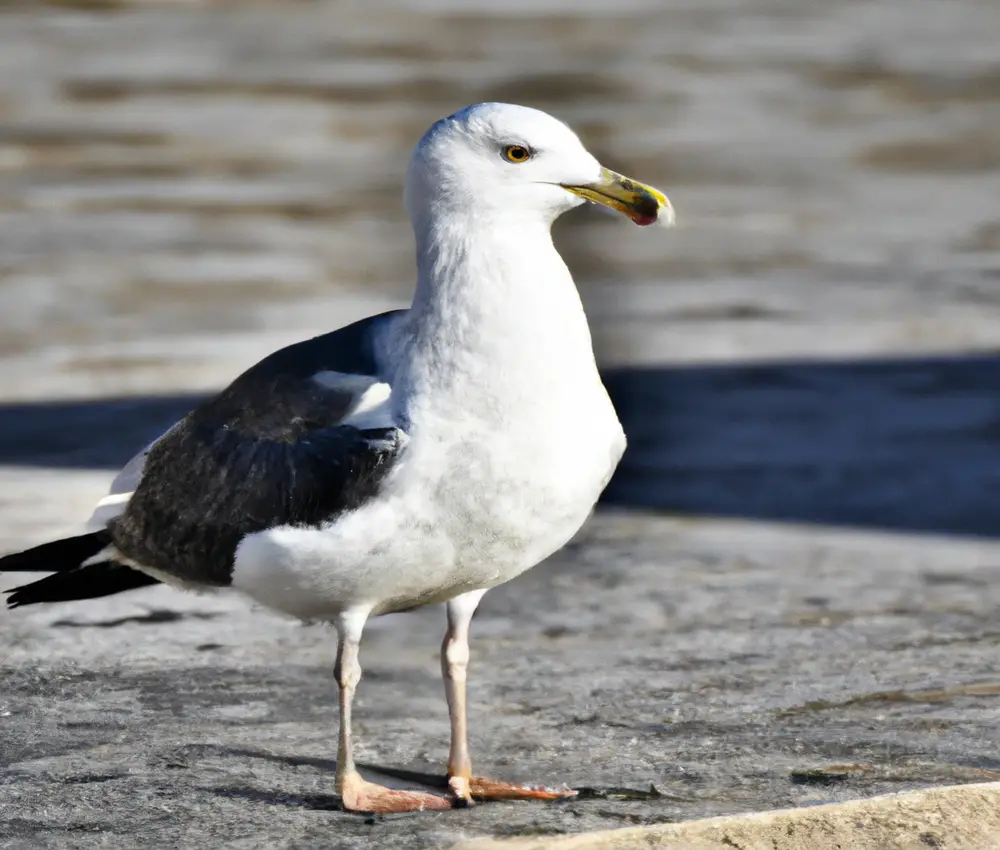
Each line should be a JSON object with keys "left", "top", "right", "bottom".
{"left": 231, "top": 405, "right": 625, "bottom": 620}
{"left": 385, "top": 406, "right": 627, "bottom": 601}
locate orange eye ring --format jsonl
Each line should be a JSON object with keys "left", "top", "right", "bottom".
{"left": 503, "top": 145, "right": 531, "bottom": 163}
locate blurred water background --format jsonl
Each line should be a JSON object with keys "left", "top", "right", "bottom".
{"left": 1, "top": 0, "right": 999, "bottom": 535}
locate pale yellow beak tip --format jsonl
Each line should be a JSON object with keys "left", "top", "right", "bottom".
{"left": 641, "top": 183, "right": 676, "bottom": 229}
{"left": 656, "top": 199, "right": 676, "bottom": 229}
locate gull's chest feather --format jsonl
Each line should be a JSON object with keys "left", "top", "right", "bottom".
{"left": 399, "top": 380, "right": 626, "bottom": 571}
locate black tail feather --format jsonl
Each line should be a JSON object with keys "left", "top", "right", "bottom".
{"left": 6, "top": 561, "right": 159, "bottom": 608}
{"left": 2, "top": 529, "right": 160, "bottom": 608}
{"left": 0, "top": 530, "right": 112, "bottom": 572}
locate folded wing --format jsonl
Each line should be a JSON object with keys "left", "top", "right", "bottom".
{"left": 3, "top": 310, "right": 406, "bottom": 607}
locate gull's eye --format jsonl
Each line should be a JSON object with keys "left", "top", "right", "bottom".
{"left": 502, "top": 145, "right": 531, "bottom": 164}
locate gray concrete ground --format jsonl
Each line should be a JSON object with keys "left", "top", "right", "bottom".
{"left": 5, "top": 510, "right": 1000, "bottom": 848}
{"left": 2, "top": 1, "right": 1000, "bottom": 848}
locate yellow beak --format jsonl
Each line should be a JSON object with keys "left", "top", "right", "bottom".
{"left": 563, "top": 167, "right": 674, "bottom": 227}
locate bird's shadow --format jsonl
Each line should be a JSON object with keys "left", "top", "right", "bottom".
{"left": 201, "top": 747, "right": 450, "bottom": 814}
{"left": 210, "top": 785, "right": 343, "bottom": 812}
{"left": 602, "top": 352, "right": 1000, "bottom": 538}
{"left": 221, "top": 746, "right": 449, "bottom": 788}
{"left": 50, "top": 608, "right": 222, "bottom": 629}
{"left": 206, "top": 783, "right": 444, "bottom": 822}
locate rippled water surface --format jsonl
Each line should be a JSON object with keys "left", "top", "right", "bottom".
{"left": 1, "top": 0, "right": 999, "bottom": 401}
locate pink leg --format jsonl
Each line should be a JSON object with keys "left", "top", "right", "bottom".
{"left": 442, "top": 591, "right": 578, "bottom": 805}
{"left": 335, "top": 609, "right": 452, "bottom": 813}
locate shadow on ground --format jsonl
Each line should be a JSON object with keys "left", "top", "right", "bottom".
{"left": 603, "top": 352, "right": 1000, "bottom": 538}
{"left": 1, "top": 352, "right": 998, "bottom": 537}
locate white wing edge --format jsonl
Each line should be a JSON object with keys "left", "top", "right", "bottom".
{"left": 84, "top": 430, "right": 170, "bottom": 531}
{"left": 311, "top": 371, "right": 394, "bottom": 429}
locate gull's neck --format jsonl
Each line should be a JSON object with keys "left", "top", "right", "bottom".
{"left": 400, "top": 209, "right": 600, "bottom": 415}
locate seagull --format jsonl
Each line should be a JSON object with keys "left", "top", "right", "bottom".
{"left": 1, "top": 103, "right": 673, "bottom": 813}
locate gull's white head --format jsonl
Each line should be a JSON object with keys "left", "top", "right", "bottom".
{"left": 405, "top": 102, "right": 674, "bottom": 231}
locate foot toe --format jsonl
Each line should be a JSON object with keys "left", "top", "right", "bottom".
{"left": 468, "top": 776, "right": 578, "bottom": 802}
{"left": 448, "top": 775, "right": 474, "bottom": 807}
{"left": 341, "top": 776, "right": 454, "bottom": 813}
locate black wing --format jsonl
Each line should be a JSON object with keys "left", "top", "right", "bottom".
{"left": 0, "top": 529, "right": 158, "bottom": 609}
{"left": 2, "top": 310, "right": 408, "bottom": 606}
{"left": 7, "top": 560, "right": 158, "bottom": 608}
{"left": 110, "top": 309, "right": 408, "bottom": 586}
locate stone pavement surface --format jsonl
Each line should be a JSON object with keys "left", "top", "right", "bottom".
{"left": 5, "top": 506, "right": 1000, "bottom": 848}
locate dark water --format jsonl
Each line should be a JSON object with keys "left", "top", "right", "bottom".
{"left": 2, "top": 1, "right": 999, "bottom": 371}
